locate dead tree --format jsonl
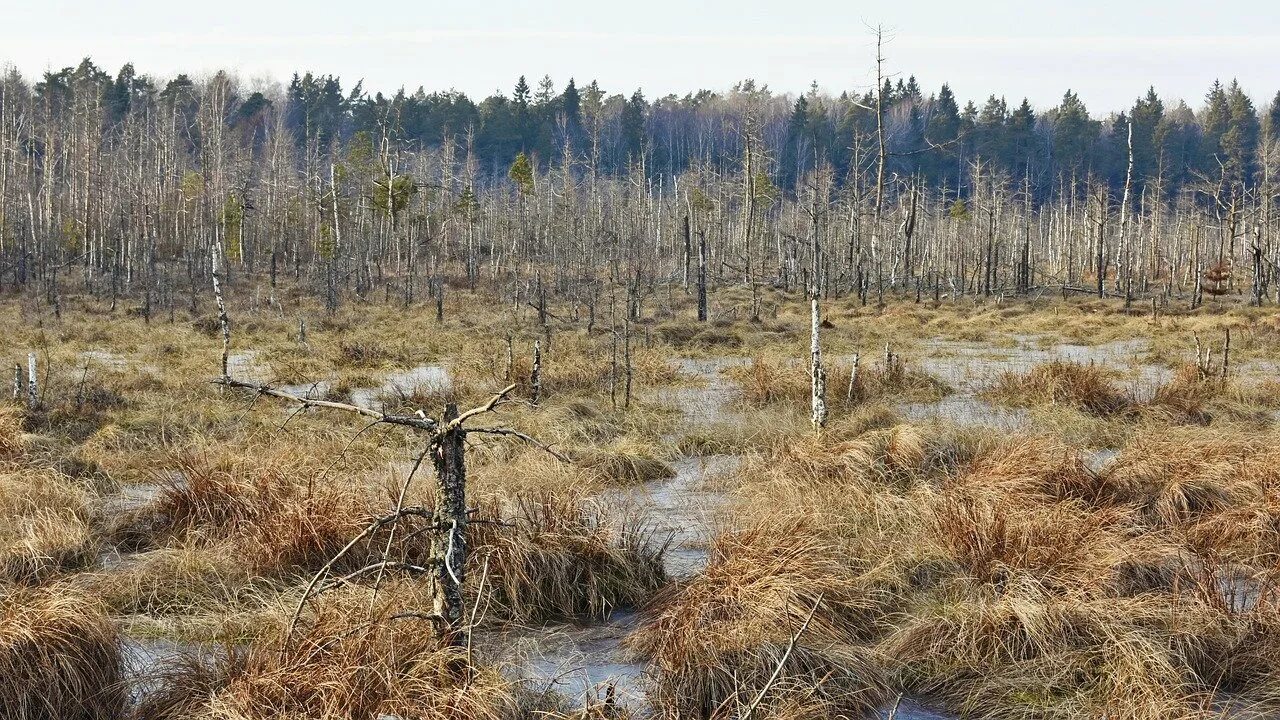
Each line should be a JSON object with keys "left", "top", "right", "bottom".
{"left": 697, "top": 233, "right": 708, "bottom": 322}
{"left": 26, "top": 352, "right": 37, "bottom": 410}
{"left": 846, "top": 352, "right": 860, "bottom": 404}
{"left": 1119, "top": 120, "right": 1136, "bottom": 307}
{"left": 211, "top": 244, "right": 231, "bottom": 378}
{"left": 217, "top": 375, "right": 564, "bottom": 650}
{"left": 530, "top": 339, "right": 542, "bottom": 405}
{"left": 810, "top": 298, "right": 827, "bottom": 429}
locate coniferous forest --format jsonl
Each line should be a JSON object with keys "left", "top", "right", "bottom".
{"left": 1, "top": 56, "right": 1278, "bottom": 309}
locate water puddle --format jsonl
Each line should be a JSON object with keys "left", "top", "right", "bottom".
{"left": 78, "top": 349, "right": 130, "bottom": 371}
{"left": 350, "top": 365, "right": 452, "bottom": 409}
{"left": 123, "top": 637, "right": 216, "bottom": 701}
{"left": 228, "top": 350, "right": 271, "bottom": 383}
{"left": 893, "top": 336, "right": 1166, "bottom": 427}
{"left": 486, "top": 612, "right": 647, "bottom": 708}
{"left": 1084, "top": 448, "right": 1119, "bottom": 474}
{"left": 915, "top": 336, "right": 1162, "bottom": 392}
{"left": 610, "top": 454, "right": 740, "bottom": 579}
{"left": 659, "top": 357, "right": 750, "bottom": 428}
{"left": 273, "top": 365, "right": 452, "bottom": 412}
{"left": 899, "top": 396, "right": 1030, "bottom": 430}
{"left": 500, "top": 359, "right": 747, "bottom": 708}
{"left": 1217, "top": 570, "right": 1267, "bottom": 613}
{"left": 877, "top": 699, "right": 960, "bottom": 719}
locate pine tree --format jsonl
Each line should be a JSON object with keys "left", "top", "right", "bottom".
{"left": 1199, "top": 80, "right": 1231, "bottom": 172}
{"left": 621, "top": 90, "right": 647, "bottom": 163}
{"left": 1268, "top": 91, "right": 1280, "bottom": 142}
{"left": 1222, "top": 80, "right": 1260, "bottom": 183}
{"left": 1130, "top": 87, "right": 1164, "bottom": 184}
{"left": 1007, "top": 98, "right": 1039, "bottom": 174}
{"left": 1050, "top": 90, "right": 1099, "bottom": 171}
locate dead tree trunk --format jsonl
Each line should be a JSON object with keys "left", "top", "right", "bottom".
{"left": 1120, "top": 121, "right": 1135, "bottom": 308}
{"left": 504, "top": 333, "right": 514, "bottom": 382}
{"left": 846, "top": 352, "right": 860, "bottom": 404}
{"left": 26, "top": 352, "right": 37, "bottom": 410}
{"left": 431, "top": 402, "right": 468, "bottom": 645}
{"left": 1222, "top": 328, "right": 1231, "bottom": 381}
{"left": 530, "top": 339, "right": 542, "bottom": 405}
{"left": 697, "top": 233, "right": 708, "bottom": 322}
{"left": 623, "top": 318, "right": 633, "bottom": 409}
{"left": 211, "top": 244, "right": 231, "bottom": 379}
{"left": 810, "top": 299, "right": 827, "bottom": 429}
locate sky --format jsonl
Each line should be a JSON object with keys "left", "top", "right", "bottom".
{"left": 3, "top": 0, "right": 1278, "bottom": 113}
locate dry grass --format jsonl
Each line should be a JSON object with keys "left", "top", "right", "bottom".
{"left": 473, "top": 491, "right": 666, "bottom": 623}
{"left": 0, "top": 407, "right": 26, "bottom": 461}
{"left": 0, "top": 468, "right": 98, "bottom": 584}
{"left": 986, "top": 360, "right": 1130, "bottom": 415}
{"left": 138, "top": 590, "right": 535, "bottom": 720}
{"left": 0, "top": 587, "right": 125, "bottom": 720}
{"left": 628, "top": 519, "right": 889, "bottom": 718}
{"left": 731, "top": 354, "right": 948, "bottom": 412}
{"left": 9, "top": 289, "right": 1280, "bottom": 718}
{"left": 576, "top": 448, "right": 676, "bottom": 486}
{"left": 110, "top": 447, "right": 396, "bottom": 579}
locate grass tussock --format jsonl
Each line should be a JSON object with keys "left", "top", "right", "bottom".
{"left": 577, "top": 448, "right": 676, "bottom": 486}
{"left": 731, "top": 355, "right": 948, "bottom": 411}
{"left": 474, "top": 491, "right": 666, "bottom": 623}
{"left": 718, "top": 425, "right": 1280, "bottom": 718}
{"left": 110, "top": 448, "right": 399, "bottom": 578}
{"left": 986, "top": 360, "right": 1129, "bottom": 415}
{"left": 0, "top": 407, "right": 26, "bottom": 461}
{"left": 628, "top": 519, "right": 889, "bottom": 719}
{"left": 0, "top": 468, "right": 98, "bottom": 584}
{"left": 0, "top": 588, "right": 125, "bottom": 720}
{"left": 140, "top": 591, "right": 532, "bottom": 720}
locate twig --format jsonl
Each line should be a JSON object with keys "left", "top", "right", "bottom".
{"left": 740, "top": 593, "right": 824, "bottom": 720}
{"left": 215, "top": 376, "right": 438, "bottom": 432}
{"left": 465, "top": 426, "right": 572, "bottom": 462}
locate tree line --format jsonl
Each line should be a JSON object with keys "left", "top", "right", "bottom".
{"left": 0, "top": 56, "right": 1278, "bottom": 318}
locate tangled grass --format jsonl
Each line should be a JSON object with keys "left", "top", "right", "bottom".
{"left": 986, "top": 360, "right": 1130, "bottom": 415}
{"left": 731, "top": 354, "right": 948, "bottom": 412}
{"left": 0, "top": 468, "right": 98, "bottom": 584}
{"left": 628, "top": 520, "right": 889, "bottom": 719}
{"left": 0, "top": 587, "right": 125, "bottom": 720}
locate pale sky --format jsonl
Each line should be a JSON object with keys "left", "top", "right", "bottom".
{"left": 3, "top": 0, "right": 1278, "bottom": 113}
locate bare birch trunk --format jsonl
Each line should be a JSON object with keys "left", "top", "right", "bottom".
{"left": 810, "top": 298, "right": 827, "bottom": 429}
{"left": 26, "top": 352, "right": 37, "bottom": 410}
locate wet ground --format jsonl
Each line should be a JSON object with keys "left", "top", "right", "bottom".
{"left": 96, "top": 334, "right": 1279, "bottom": 716}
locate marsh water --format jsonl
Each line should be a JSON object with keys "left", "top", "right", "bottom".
{"left": 108, "top": 333, "right": 1280, "bottom": 717}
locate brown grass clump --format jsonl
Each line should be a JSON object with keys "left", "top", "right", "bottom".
{"left": 656, "top": 319, "right": 745, "bottom": 349}
{"left": 929, "top": 493, "right": 1131, "bottom": 595}
{"left": 882, "top": 580, "right": 1220, "bottom": 720}
{"left": 0, "top": 587, "right": 125, "bottom": 720}
{"left": 0, "top": 468, "right": 98, "bottom": 584}
{"left": 145, "top": 592, "right": 532, "bottom": 720}
{"left": 948, "top": 436, "right": 1100, "bottom": 502}
{"left": 763, "top": 423, "right": 929, "bottom": 490}
{"left": 111, "top": 449, "right": 395, "bottom": 578}
{"left": 1097, "top": 428, "right": 1280, "bottom": 565}
{"left": 628, "top": 519, "right": 888, "bottom": 718}
{"left": 475, "top": 491, "right": 666, "bottom": 623}
{"left": 731, "top": 355, "right": 947, "bottom": 412}
{"left": 577, "top": 449, "right": 676, "bottom": 486}
{"left": 0, "top": 407, "right": 26, "bottom": 461}
{"left": 986, "top": 360, "right": 1129, "bottom": 415}
{"left": 1139, "top": 363, "right": 1274, "bottom": 426}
